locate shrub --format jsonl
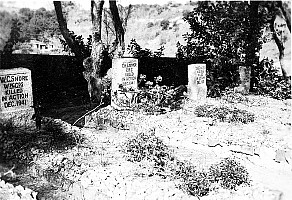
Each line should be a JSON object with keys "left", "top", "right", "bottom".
{"left": 209, "top": 158, "right": 250, "bottom": 190}
{"left": 254, "top": 58, "right": 291, "bottom": 100}
{"left": 194, "top": 104, "right": 255, "bottom": 124}
{"left": 124, "top": 131, "right": 251, "bottom": 197}
{"left": 124, "top": 131, "right": 173, "bottom": 170}
{"left": 177, "top": 1, "right": 265, "bottom": 94}
{"left": 127, "top": 39, "right": 164, "bottom": 58}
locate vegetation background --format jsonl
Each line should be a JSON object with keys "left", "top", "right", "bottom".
{"left": 0, "top": 1, "right": 290, "bottom": 75}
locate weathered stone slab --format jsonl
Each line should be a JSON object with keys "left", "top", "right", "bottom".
{"left": 188, "top": 64, "right": 207, "bottom": 101}
{"left": 234, "top": 66, "right": 251, "bottom": 95}
{"left": 0, "top": 68, "right": 34, "bottom": 127}
{"left": 111, "top": 58, "right": 138, "bottom": 109}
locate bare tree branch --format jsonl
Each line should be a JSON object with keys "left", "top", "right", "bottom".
{"left": 123, "top": 5, "right": 132, "bottom": 32}
{"left": 270, "top": 13, "right": 287, "bottom": 78}
{"left": 91, "top": 0, "right": 104, "bottom": 41}
{"left": 278, "top": 1, "right": 291, "bottom": 32}
{"left": 53, "top": 1, "right": 83, "bottom": 58}
{"left": 109, "top": 0, "right": 125, "bottom": 48}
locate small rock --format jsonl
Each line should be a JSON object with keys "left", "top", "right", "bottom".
{"left": 274, "top": 149, "right": 286, "bottom": 163}
{"left": 252, "top": 187, "right": 283, "bottom": 200}
{"left": 240, "top": 145, "right": 254, "bottom": 156}
{"left": 208, "top": 139, "right": 221, "bottom": 147}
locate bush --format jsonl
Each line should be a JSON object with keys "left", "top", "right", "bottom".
{"left": 124, "top": 131, "right": 173, "bottom": 170}
{"left": 127, "top": 39, "right": 164, "bottom": 58}
{"left": 184, "top": 169, "right": 213, "bottom": 197}
{"left": 254, "top": 58, "right": 291, "bottom": 100}
{"left": 124, "top": 130, "right": 251, "bottom": 197}
{"left": 177, "top": 2, "right": 265, "bottom": 94}
{"left": 194, "top": 104, "right": 255, "bottom": 124}
{"left": 209, "top": 158, "right": 250, "bottom": 190}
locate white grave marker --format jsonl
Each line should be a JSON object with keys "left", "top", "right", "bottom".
{"left": 0, "top": 68, "right": 34, "bottom": 126}
{"left": 111, "top": 58, "right": 138, "bottom": 109}
{"left": 188, "top": 64, "right": 207, "bottom": 101}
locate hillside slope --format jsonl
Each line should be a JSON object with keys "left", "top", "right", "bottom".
{"left": 68, "top": 3, "right": 291, "bottom": 75}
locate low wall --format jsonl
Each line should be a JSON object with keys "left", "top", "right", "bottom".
{"left": 0, "top": 54, "right": 190, "bottom": 106}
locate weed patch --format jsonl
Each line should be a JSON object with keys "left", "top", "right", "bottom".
{"left": 221, "top": 89, "right": 250, "bottom": 104}
{"left": 124, "top": 130, "right": 251, "bottom": 197}
{"left": 194, "top": 104, "right": 255, "bottom": 124}
{"left": 124, "top": 131, "right": 174, "bottom": 171}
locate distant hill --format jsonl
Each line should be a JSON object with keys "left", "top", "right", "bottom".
{"left": 68, "top": 2, "right": 291, "bottom": 75}
{"left": 1, "top": 2, "right": 290, "bottom": 75}
{"left": 67, "top": 3, "right": 194, "bottom": 57}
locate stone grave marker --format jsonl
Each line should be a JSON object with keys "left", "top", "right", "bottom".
{"left": 234, "top": 66, "right": 251, "bottom": 95}
{"left": 0, "top": 68, "right": 34, "bottom": 126}
{"left": 111, "top": 58, "right": 138, "bottom": 109}
{"left": 188, "top": 64, "right": 207, "bottom": 101}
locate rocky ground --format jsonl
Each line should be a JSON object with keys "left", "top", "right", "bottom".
{"left": 1, "top": 94, "right": 291, "bottom": 200}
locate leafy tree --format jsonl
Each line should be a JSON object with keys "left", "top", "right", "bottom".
{"left": 177, "top": 1, "right": 264, "bottom": 93}
{"left": 0, "top": 11, "right": 13, "bottom": 51}
{"left": 178, "top": 1, "right": 290, "bottom": 96}
{"left": 17, "top": 7, "right": 61, "bottom": 42}
{"left": 3, "top": 18, "right": 22, "bottom": 54}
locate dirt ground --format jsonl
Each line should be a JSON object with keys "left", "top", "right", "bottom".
{"left": 1, "top": 94, "right": 291, "bottom": 200}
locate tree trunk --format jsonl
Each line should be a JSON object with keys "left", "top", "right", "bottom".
{"left": 91, "top": 0, "right": 105, "bottom": 77}
{"left": 247, "top": 1, "right": 260, "bottom": 92}
{"left": 54, "top": 0, "right": 128, "bottom": 105}
{"left": 109, "top": 0, "right": 125, "bottom": 57}
{"left": 82, "top": 0, "right": 106, "bottom": 105}
{"left": 53, "top": 1, "right": 83, "bottom": 58}
{"left": 270, "top": 14, "right": 287, "bottom": 78}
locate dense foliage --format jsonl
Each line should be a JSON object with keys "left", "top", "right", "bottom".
{"left": 254, "top": 58, "right": 291, "bottom": 99}
{"left": 127, "top": 39, "right": 165, "bottom": 58}
{"left": 0, "top": 11, "right": 13, "bottom": 51}
{"left": 17, "top": 7, "right": 61, "bottom": 42}
{"left": 59, "top": 31, "right": 92, "bottom": 59}
{"left": 177, "top": 1, "right": 265, "bottom": 95}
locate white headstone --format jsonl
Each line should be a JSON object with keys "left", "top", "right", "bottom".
{"left": 111, "top": 58, "right": 138, "bottom": 109}
{"left": 188, "top": 64, "right": 207, "bottom": 101}
{"left": 0, "top": 68, "right": 34, "bottom": 126}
